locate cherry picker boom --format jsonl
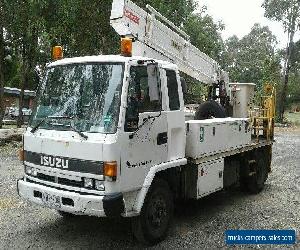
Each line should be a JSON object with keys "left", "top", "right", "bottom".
{"left": 110, "top": 0, "right": 229, "bottom": 85}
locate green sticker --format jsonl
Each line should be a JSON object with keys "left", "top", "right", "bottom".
{"left": 104, "top": 115, "right": 112, "bottom": 128}
{"left": 199, "top": 127, "right": 205, "bottom": 142}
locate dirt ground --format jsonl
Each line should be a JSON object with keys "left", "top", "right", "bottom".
{"left": 0, "top": 129, "right": 299, "bottom": 249}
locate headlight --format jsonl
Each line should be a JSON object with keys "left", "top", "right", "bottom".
{"left": 83, "top": 178, "right": 94, "bottom": 188}
{"left": 31, "top": 168, "right": 38, "bottom": 176}
{"left": 25, "top": 166, "right": 32, "bottom": 175}
{"left": 95, "top": 180, "right": 105, "bottom": 191}
{"left": 25, "top": 166, "right": 38, "bottom": 176}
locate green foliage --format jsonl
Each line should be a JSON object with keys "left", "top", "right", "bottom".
{"left": 183, "top": 13, "right": 225, "bottom": 61}
{"left": 43, "top": 0, "right": 119, "bottom": 57}
{"left": 290, "top": 40, "right": 300, "bottom": 70}
{"left": 286, "top": 40, "right": 300, "bottom": 107}
{"left": 263, "top": 0, "right": 300, "bottom": 120}
{"left": 224, "top": 24, "right": 280, "bottom": 90}
{"left": 263, "top": 0, "right": 300, "bottom": 31}
{"left": 134, "top": 0, "right": 195, "bottom": 26}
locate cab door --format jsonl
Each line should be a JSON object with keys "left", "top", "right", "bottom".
{"left": 120, "top": 63, "right": 168, "bottom": 191}
{"left": 163, "top": 68, "right": 186, "bottom": 161}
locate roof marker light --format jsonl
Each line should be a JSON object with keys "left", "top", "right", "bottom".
{"left": 121, "top": 37, "right": 132, "bottom": 57}
{"left": 52, "top": 46, "right": 63, "bottom": 60}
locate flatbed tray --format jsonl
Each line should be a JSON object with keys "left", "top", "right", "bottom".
{"left": 188, "top": 139, "right": 273, "bottom": 165}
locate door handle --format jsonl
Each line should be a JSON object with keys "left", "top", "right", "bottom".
{"left": 157, "top": 132, "right": 168, "bottom": 145}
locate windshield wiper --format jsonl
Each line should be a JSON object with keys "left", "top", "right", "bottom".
{"left": 31, "top": 115, "right": 71, "bottom": 133}
{"left": 31, "top": 116, "right": 49, "bottom": 133}
{"left": 30, "top": 115, "right": 88, "bottom": 140}
{"left": 67, "top": 123, "right": 88, "bottom": 140}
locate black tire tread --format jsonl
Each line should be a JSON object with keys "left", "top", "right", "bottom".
{"left": 195, "top": 100, "right": 226, "bottom": 120}
{"left": 131, "top": 178, "right": 173, "bottom": 245}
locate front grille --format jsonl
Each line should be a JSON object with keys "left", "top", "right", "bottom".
{"left": 58, "top": 177, "right": 83, "bottom": 187}
{"left": 35, "top": 173, "right": 83, "bottom": 188}
{"left": 37, "top": 173, "right": 55, "bottom": 182}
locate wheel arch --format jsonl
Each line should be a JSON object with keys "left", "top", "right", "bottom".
{"left": 133, "top": 158, "right": 187, "bottom": 214}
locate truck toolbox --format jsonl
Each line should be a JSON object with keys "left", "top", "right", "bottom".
{"left": 185, "top": 118, "right": 251, "bottom": 159}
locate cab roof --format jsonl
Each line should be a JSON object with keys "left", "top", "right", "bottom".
{"left": 47, "top": 55, "right": 178, "bottom": 71}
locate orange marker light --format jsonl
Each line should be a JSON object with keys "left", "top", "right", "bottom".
{"left": 18, "top": 149, "right": 25, "bottom": 161}
{"left": 121, "top": 37, "right": 133, "bottom": 57}
{"left": 104, "top": 161, "right": 117, "bottom": 180}
{"left": 52, "top": 46, "right": 63, "bottom": 60}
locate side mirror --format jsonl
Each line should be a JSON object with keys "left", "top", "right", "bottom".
{"left": 147, "top": 64, "right": 159, "bottom": 101}
{"left": 180, "top": 77, "right": 187, "bottom": 94}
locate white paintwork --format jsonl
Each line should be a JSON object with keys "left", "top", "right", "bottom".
{"left": 133, "top": 158, "right": 187, "bottom": 214}
{"left": 24, "top": 128, "right": 106, "bottom": 161}
{"left": 229, "top": 83, "right": 256, "bottom": 118}
{"left": 197, "top": 158, "right": 224, "bottom": 198}
{"left": 159, "top": 66, "right": 186, "bottom": 161}
{"left": 20, "top": 57, "right": 189, "bottom": 217}
{"left": 18, "top": 179, "right": 106, "bottom": 217}
{"left": 186, "top": 118, "right": 251, "bottom": 159}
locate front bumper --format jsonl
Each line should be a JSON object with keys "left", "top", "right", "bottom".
{"left": 17, "top": 179, "right": 124, "bottom": 217}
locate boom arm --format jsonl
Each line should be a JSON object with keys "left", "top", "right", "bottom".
{"left": 110, "top": 0, "right": 229, "bottom": 85}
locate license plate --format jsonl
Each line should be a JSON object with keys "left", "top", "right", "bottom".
{"left": 42, "top": 192, "right": 61, "bottom": 208}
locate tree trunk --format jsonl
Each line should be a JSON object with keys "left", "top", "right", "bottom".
{"left": 0, "top": 21, "right": 5, "bottom": 129}
{"left": 17, "top": 60, "right": 28, "bottom": 128}
{"left": 278, "top": 14, "right": 296, "bottom": 123}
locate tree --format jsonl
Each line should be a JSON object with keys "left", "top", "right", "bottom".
{"left": 286, "top": 39, "right": 300, "bottom": 108}
{"left": 42, "top": 0, "right": 120, "bottom": 57}
{"left": 5, "top": 0, "right": 45, "bottom": 127}
{"left": 134, "top": 0, "right": 195, "bottom": 26}
{"left": 0, "top": 1, "right": 4, "bottom": 128}
{"left": 263, "top": 0, "right": 300, "bottom": 122}
{"left": 224, "top": 24, "right": 280, "bottom": 89}
{"left": 183, "top": 11, "right": 225, "bottom": 62}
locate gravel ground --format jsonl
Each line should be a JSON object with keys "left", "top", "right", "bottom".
{"left": 0, "top": 130, "right": 299, "bottom": 249}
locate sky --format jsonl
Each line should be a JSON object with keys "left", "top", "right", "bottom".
{"left": 197, "top": 0, "right": 300, "bottom": 49}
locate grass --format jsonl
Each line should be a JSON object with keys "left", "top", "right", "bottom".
{"left": 285, "top": 112, "right": 300, "bottom": 126}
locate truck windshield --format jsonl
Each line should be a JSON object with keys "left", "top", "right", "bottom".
{"left": 30, "top": 63, "right": 124, "bottom": 134}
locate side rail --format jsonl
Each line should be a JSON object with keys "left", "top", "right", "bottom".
{"left": 250, "top": 84, "right": 276, "bottom": 141}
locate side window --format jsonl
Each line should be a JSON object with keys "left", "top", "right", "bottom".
{"left": 127, "top": 65, "right": 161, "bottom": 114}
{"left": 166, "top": 70, "right": 180, "bottom": 110}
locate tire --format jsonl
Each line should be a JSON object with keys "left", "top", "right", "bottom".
{"left": 246, "top": 150, "right": 269, "bottom": 194}
{"left": 131, "top": 179, "right": 173, "bottom": 246}
{"left": 195, "top": 100, "right": 226, "bottom": 120}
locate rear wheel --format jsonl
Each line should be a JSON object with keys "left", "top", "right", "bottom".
{"left": 195, "top": 100, "right": 226, "bottom": 120}
{"left": 131, "top": 179, "right": 173, "bottom": 246}
{"left": 244, "top": 150, "right": 269, "bottom": 194}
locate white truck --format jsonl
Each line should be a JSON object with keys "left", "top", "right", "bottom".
{"left": 17, "top": 0, "right": 275, "bottom": 245}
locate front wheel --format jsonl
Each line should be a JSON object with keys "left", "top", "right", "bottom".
{"left": 131, "top": 179, "right": 173, "bottom": 246}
